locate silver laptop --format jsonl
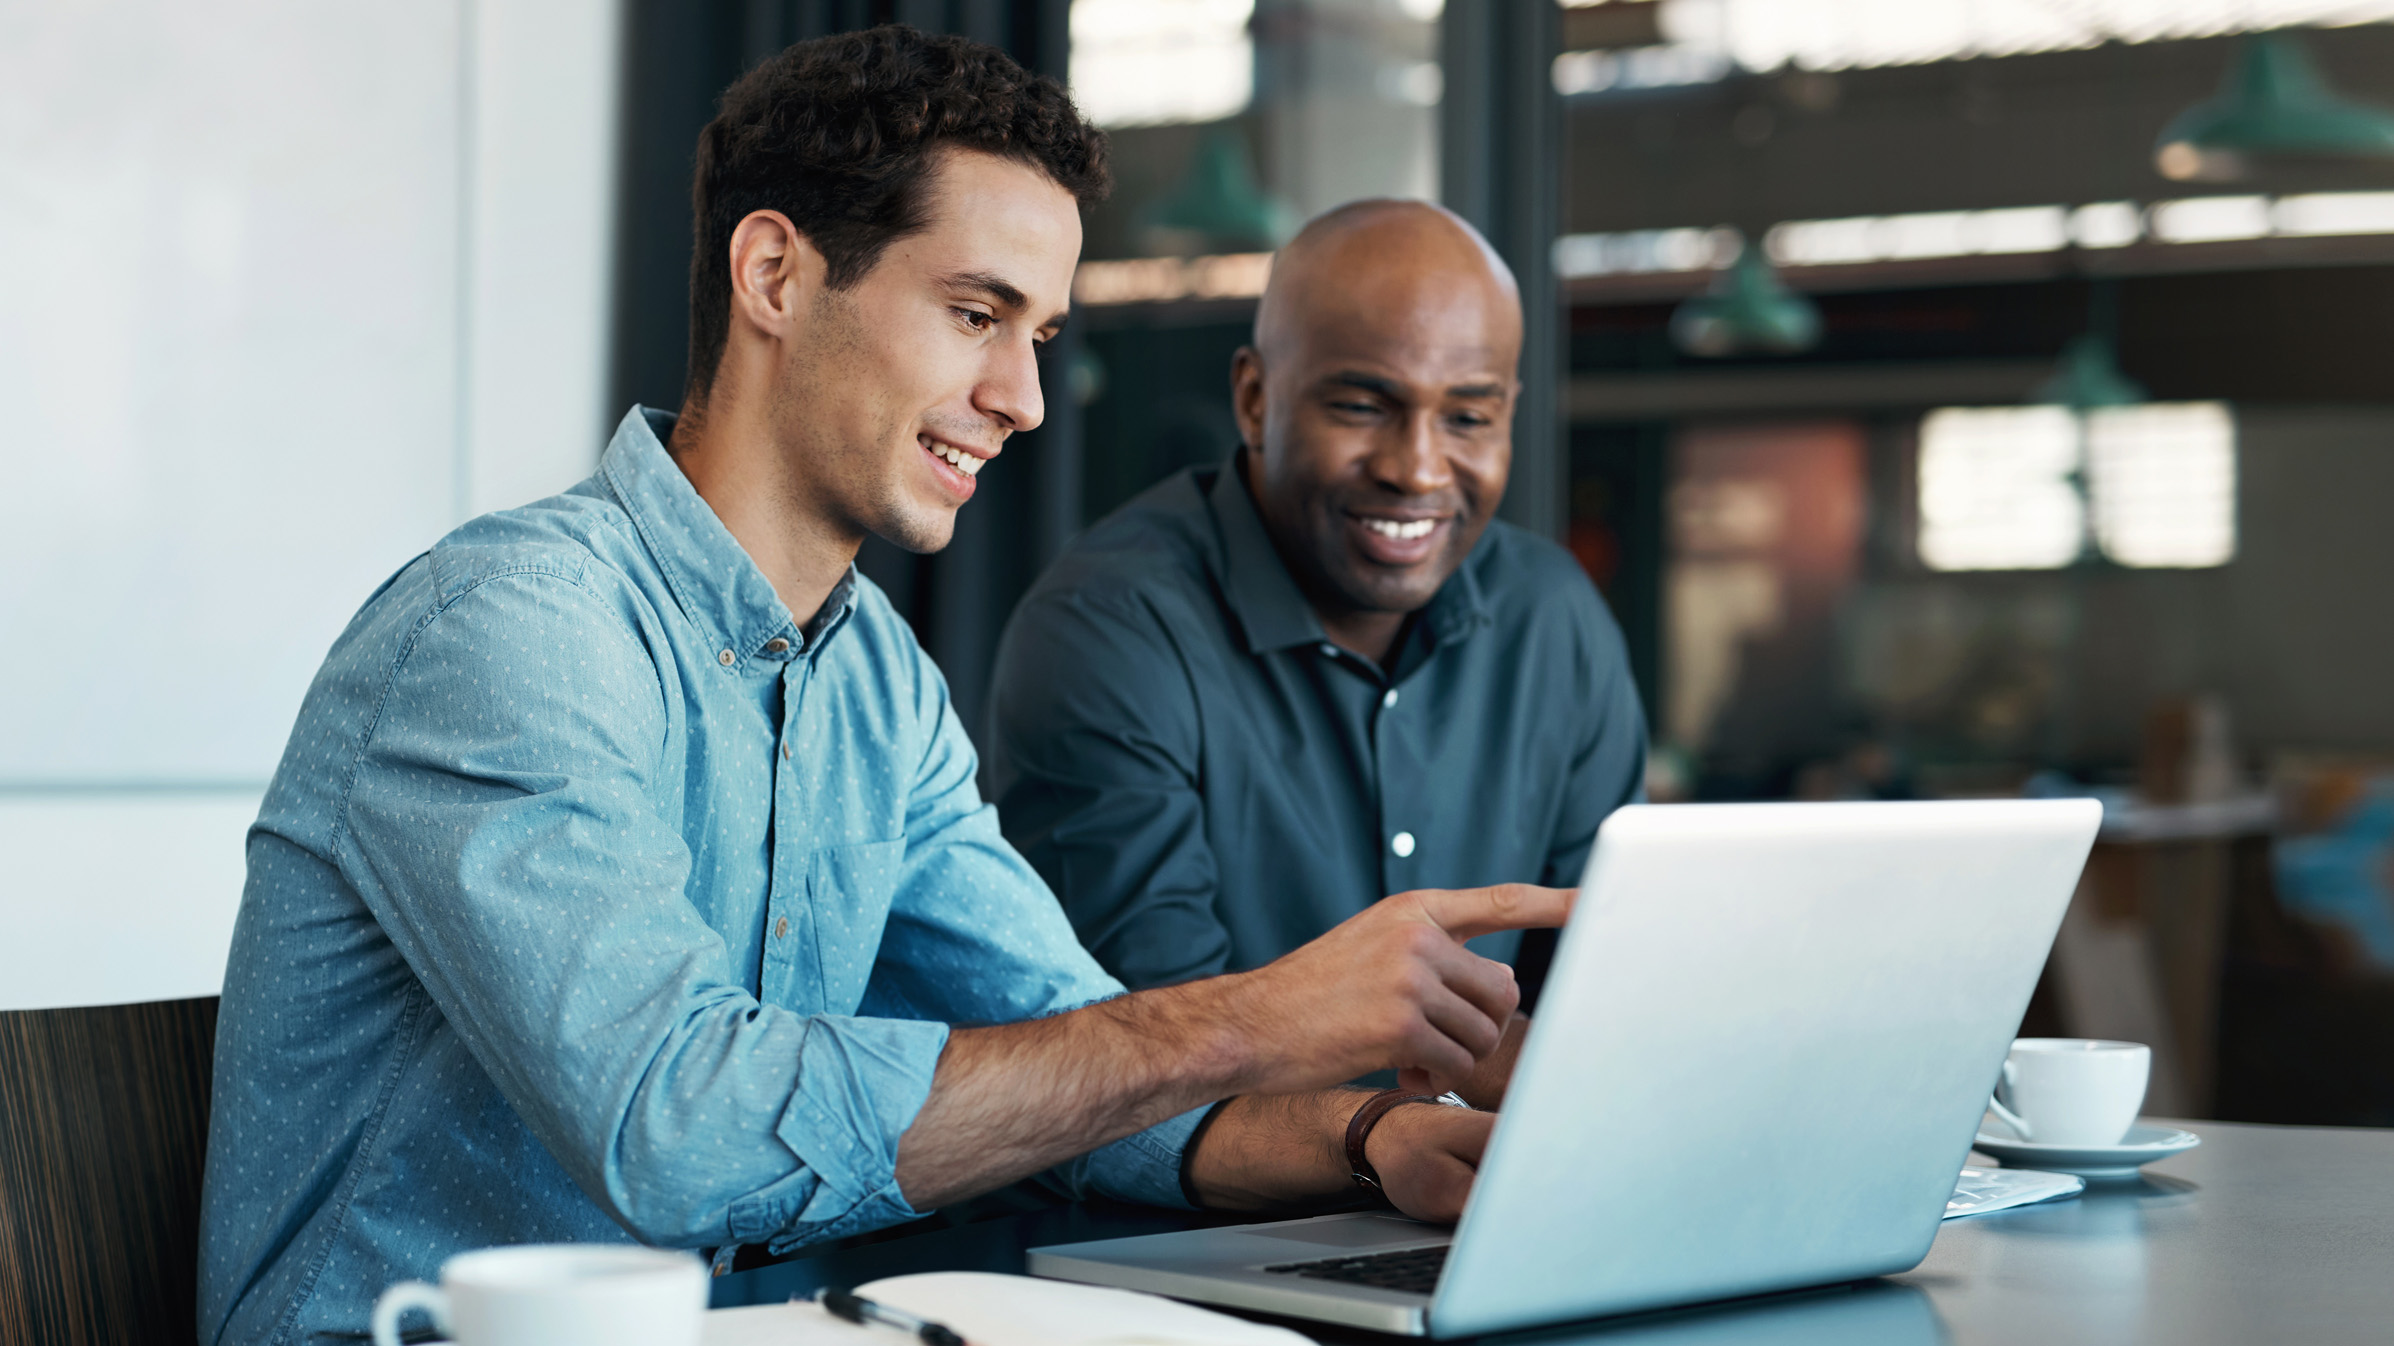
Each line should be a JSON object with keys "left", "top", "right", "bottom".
{"left": 1031, "top": 799, "right": 2101, "bottom": 1337}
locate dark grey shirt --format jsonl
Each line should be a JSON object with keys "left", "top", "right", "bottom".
{"left": 987, "top": 460, "right": 1647, "bottom": 993}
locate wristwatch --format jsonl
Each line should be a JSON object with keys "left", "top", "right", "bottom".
{"left": 1344, "top": 1088, "right": 1471, "bottom": 1193}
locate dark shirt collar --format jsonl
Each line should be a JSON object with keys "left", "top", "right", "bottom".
{"left": 1205, "top": 454, "right": 1492, "bottom": 658}
{"left": 1207, "top": 457, "right": 1324, "bottom": 654}
{"left": 600, "top": 406, "right": 855, "bottom": 662}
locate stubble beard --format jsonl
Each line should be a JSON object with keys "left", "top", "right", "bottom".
{"left": 777, "top": 294, "right": 960, "bottom": 558}
{"left": 871, "top": 475, "right": 957, "bottom": 555}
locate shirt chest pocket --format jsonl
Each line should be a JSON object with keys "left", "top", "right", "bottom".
{"left": 764, "top": 838, "right": 905, "bottom": 1016}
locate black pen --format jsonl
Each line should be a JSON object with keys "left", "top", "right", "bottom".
{"left": 815, "top": 1287, "right": 968, "bottom": 1346}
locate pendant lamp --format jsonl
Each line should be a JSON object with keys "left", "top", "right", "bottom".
{"left": 1144, "top": 129, "right": 1297, "bottom": 254}
{"left": 2035, "top": 333, "right": 2147, "bottom": 410}
{"left": 1669, "top": 243, "right": 1822, "bottom": 358}
{"left": 2155, "top": 30, "right": 2394, "bottom": 182}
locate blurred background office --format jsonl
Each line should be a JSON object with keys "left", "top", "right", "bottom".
{"left": 7, "top": 0, "right": 2394, "bottom": 1134}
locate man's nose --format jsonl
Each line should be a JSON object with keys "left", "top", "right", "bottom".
{"left": 975, "top": 335, "right": 1046, "bottom": 435}
{"left": 1369, "top": 410, "right": 1453, "bottom": 495}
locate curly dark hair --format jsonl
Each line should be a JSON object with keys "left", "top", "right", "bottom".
{"left": 684, "top": 25, "right": 1109, "bottom": 401}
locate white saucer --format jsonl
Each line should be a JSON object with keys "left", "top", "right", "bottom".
{"left": 1972, "top": 1121, "right": 2201, "bottom": 1178}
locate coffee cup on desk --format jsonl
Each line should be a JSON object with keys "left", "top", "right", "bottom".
{"left": 1987, "top": 1038, "right": 2150, "bottom": 1146}
{"left": 370, "top": 1244, "right": 706, "bottom": 1346}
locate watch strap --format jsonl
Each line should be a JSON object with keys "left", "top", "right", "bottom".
{"left": 1344, "top": 1089, "right": 1441, "bottom": 1192}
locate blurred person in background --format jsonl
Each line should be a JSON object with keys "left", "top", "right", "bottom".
{"left": 988, "top": 201, "right": 1648, "bottom": 1106}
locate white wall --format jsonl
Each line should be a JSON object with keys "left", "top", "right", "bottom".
{"left": 0, "top": 0, "right": 622, "bottom": 1010}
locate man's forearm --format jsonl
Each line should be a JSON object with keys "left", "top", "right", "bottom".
{"left": 894, "top": 1016, "right": 1384, "bottom": 1217}
{"left": 892, "top": 883, "right": 1565, "bottom": 1212}
{"left": 892, "top": 978, "right": 1247, "bottom": 1210}
{"left": 1179, "top": 1090, "right": 1362, "bottom": 1209}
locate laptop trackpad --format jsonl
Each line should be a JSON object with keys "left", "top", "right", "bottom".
{"left": 1242, "top": 1216, "right": 1446, "bottom": 1249}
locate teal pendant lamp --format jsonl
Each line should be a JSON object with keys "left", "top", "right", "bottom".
{"left": 2036, "top": 333, "right": 2147, "bottom": 410}
{"left": 1669, "top": 243, "right": 1823, "bottom": 358}
{"left": 1144, "top": 128, "right": 1296, "bottom": 254}
{"left": 2156, "top": 30, "right": 2394, "bottom": 182}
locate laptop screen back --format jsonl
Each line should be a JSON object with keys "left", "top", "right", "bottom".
{"left": 1432, "top": 800, "right": 2100, "bottom": 1337}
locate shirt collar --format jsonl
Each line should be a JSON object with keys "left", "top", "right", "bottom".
{"left": 599, "top": 406, "right": 855, "bottom": 662}
{"left": 1422, "top": 535, "right": 1492, "bottom": 648}
{"left": 1205, "top": 454, "right": 1493, "bottom": 657}
{"left": 1207, "top": 456, "right": 1327, "bottom": 654}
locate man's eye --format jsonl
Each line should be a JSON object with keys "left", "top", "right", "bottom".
{"left": 1331, "top": 400, "right": 1380, "bottom": 415}
{"left": 956, "top": 309, "right": 996, "bottom": 332}
{"left": 1450, "top": 412, "right": 1491, "bottom": 430}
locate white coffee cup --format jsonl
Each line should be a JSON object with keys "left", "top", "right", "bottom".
{"left": 370, "top": 1243, "right": 706, "bottom": 1346}
{"left": 1987, "top": 1038, "right": 2150, "bottom": 1146}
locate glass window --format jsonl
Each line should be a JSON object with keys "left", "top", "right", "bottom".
{"left": 1070, "top": 0, "right": 1257, "bottom": 129}
{"left": 1068, "top": 0, "right": 1442, "bottom": 270}
{"left": 1917, "top": 406, "right": 2086, "bottom": 572}
{"left": 1916, "top": 402, "right": 2237, "bottom": 571}
{"left": 2086, "top": 402, "right": 2238, "bottom": 569}
{"left": 1564, "top": 0, "right": 2394, "bottom": 77}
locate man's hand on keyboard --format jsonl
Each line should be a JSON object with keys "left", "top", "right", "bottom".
{"left": 1368, "top": 1100, "right": 1496, "bottom": 1223}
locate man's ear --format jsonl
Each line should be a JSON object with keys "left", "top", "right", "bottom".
{"left": 1229, "top": 346, "right": 1267, "bottom": 454}
{"left": 726, "top": 209, "right": 828, "bottom": 343}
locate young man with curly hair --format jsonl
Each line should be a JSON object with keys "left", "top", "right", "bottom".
{"left": 199, "top": 27, "right": 1563, "bottom": 1345}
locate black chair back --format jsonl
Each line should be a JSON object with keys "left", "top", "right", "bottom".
{"left": 0, "top": 996, "right": 218, "bottom": 1346}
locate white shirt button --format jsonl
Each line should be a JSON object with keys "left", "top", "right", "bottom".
{"left": 717, "top": 649, "right": 736, "bottom": 666}
{"left": 1382, "top": 688, "right": 1399, "bottom": 709}
{"left": 1391, "top": 830, "right": 1416, "bottom": 858}
{"left": 1319, "top": 643, "right": 1338, "bottom": 657}
{"left": 763, "top": 637, "right": 790, "bottom": 654}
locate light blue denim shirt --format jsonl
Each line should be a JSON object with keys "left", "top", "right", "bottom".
{"left": 200, "top": 408, "right": 1203, "bottom": 1346}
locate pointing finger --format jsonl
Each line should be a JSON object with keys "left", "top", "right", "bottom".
{"left": 1408, "top": 884, "right": 1575, "bottom": 940}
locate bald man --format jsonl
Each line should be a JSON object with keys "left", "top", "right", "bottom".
{"left": 987, "top": 202, "right": 1646, "bottom": 1102}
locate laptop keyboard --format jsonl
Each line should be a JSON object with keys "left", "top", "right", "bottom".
{"left": 1263, "top": 1244, "right": 1450, "bottom": 1295}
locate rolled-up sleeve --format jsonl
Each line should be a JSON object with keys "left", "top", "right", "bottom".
{"left": 337, "top": 568, "right": 941, "bottom": 1250}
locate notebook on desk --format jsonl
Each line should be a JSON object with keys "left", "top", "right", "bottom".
{"left": 1031, "top": 800, "right": 2103, "bottom": 1338}
{"left": 701, "top": 1272, "right": 1310, "bottom": 1346}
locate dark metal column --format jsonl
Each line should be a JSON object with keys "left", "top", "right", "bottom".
{"left": 1440, "top": 1, "right": 1564, "bottom": 541}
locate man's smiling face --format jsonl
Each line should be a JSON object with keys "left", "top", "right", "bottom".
{"left": 775, "top": 147, "right": 1080, "bottom": 555}
{"left": 1235, "top": 203, "right": 1521, "bottom": 632}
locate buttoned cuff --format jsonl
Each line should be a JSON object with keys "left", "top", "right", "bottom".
{"left": 732, "top": 1014, "right": 950, "bottom": 1251}
{"left": 1044, "top": 1103, "right": 1213, "bottom": 1210}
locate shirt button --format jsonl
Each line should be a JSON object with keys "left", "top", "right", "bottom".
{"left": 774, "top": 916, "right": 789, "bottom": 938}
{"left": 763, "top": 637, "right": 790, "bottom": 654}
{"left": 781, "top": 741, "right": 792, "bottom": 761}
{"left": 1391, "top": 830, "right": 1416, "bottom": 858}
{"left": 717, "top": 648, "right": 736, "bottom": 666}
{"left": 1319, "top": 643, "right": 1338, "bottom": 657}
{"left": 1382, "top": 688, "right": 1399, "bottom": 710}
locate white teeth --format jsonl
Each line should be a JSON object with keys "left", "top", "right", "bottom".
{"left": 928, "top": 442, "right": 983, "bottom": 477}
{"left": 1362, "top": 517, "right": 1438, "bottom": 540}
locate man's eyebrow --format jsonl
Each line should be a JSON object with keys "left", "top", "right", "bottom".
{"left": 1320, "top": 372, "right": 1507, "bottom": 400}
{"left": 1323, "top": 371, "right": 1403, "bottom": 398}
{"left": 939, "top": 270, "right": 1029, "bottom": 312}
